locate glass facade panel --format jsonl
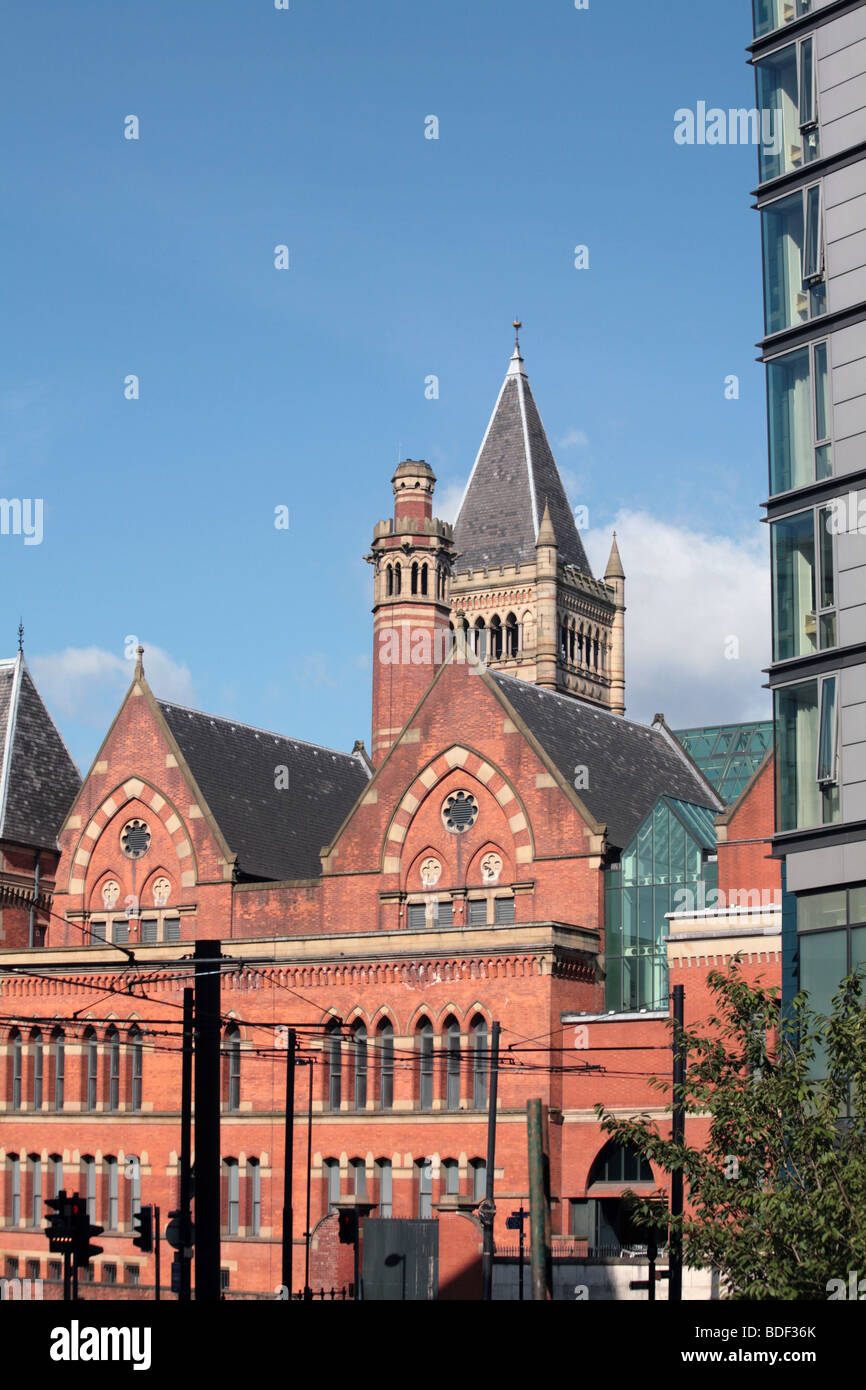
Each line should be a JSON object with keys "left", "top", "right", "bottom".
{"left": 775, "top": 680, "right": 820, "bottom": 830}
{"left": 763, "top": 193, "right": 805, "bottom": 334}
{"left": 768, "top": 348, "right": 812, "bottom": 493}
{"left": 753, "top": 0, "right": 810, "bottom": 38}
{"left": 756, "top": 44, "right": 799, "bottom": 182}
{"left": 800, "top": 930, "right": 846, "bottom": 1017}
{"left": 772, "top": 511, "right": 816, "bottom": 660}
{"left": 817, "top": 676, "right": 838, "bottom": 783}
{"left": 850, "top": 889, "right": 866, "bottom": 925}
{"left": 797, "top": 891, "right": 846, "bottom": 931}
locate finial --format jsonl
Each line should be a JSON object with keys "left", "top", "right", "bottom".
{"left": 134, "top": 645, "right": 144, "bottom": 680}
{"left": 513, "top": 319, "right": 522, "bottom": 352}
{"left": 17, "top": 619, "right": 23, "bottom": 654}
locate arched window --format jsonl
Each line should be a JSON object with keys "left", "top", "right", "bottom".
{"left": 420, "top": 564, "right": 428, "bottom": 596}
{"left": 83, "top": 1028, "right": 98, "bottom": 1113}
{"left": 470, "top": 1158, "right": 487, "bottom": 1202}
{"left": 326, "top": 1021, "right": 342, "bottom": 1111}
{"left": 247, "top": 1158, "right": 261, "bottom": 1236}
{"left": 593, "top": 636, "right": 600, "bottom": 670}
{"left": 224, "top": 1024, "right": 240, "bottom": 1112}
{"left": 375, "top": 1158, "right": 392, "bottom": 1218}
{"left": 445, "top": 1018, "right": 461, "bottom": 1111}
{"left": 107, "top": 1026, "right": 120, "bottom": 1112}
{"left": 411, "top": 562, "right": 419, "bottom": 595}
{"left": 489, "top": 616, "right": 503, "bottom": 660}
{"left": 10, "top": 1029, "right": 22, "bottom": 1111}
{"left": 560, "top": 619, "right": 569, "bottom": 661}
{"left": 569, "top": 622, "right": 576, "bottom": 663}
{"left": 472, "top": 1017, "right": 488, "bottom": 1109}
{"left": 29, "top": 1029, "right": 43, "bottom": 1110}
{"left": 588, "top": 1140, "right": 653, "bottom": 1186}
{"left": 49, "top": 1154, "right": 63, "bottom": 1198}
{"left": 222, "top": 1158, "right": 239, "bottom": 1236}
{"left": 105, "top": 1156, "right": 119, "bottom": 1230}
{"left": 351, "top": 1022, "right": 367, "bottom": 1111}
{"left": 394, "top": 562, "right": 401, "bottom": 595}
{"left": 577, "top": 628, "right": 584, "bottom": 666}
{"left": 8, "top": 1154, "right": 20, "bottom": 1225}
{"left": 28, "top": 1154, "right": 42, "bottom": 1227}
{"left": 474, "top": 618, "right": 487, "bottom": 660}
{"left": 129, "top": 1026, "right": 143, "bottom": 1111}
{"left": 442, "top": 1158, "right": 459, "bottom": 1196}
{"left": 386, "top": 563, "right": 393, "bottom": 597}
{"left": 416, "top": 1158, "right": 433, "bottom": 1218}
{"left": 126, "top": 1155, "right": 141, "bottom": 1222}
{"left": 323, "top": 1158, "right": 340, "bottom": 1212}
{"left": 51, "top": 1028, "right": 65, "bottom": 1111}
{"left": 417, "top": 1020, "right": 434, "bottom": 1111}
{"left": 81, "top": 1155, "right": 96, "bottom": 1221}
{"left": 505, "top": 613, "right": 519, "bottom": 657}
{"left": 350, "top": 1158, "right": 366, "bottom": 1197}
{"left": 378, "top": 1020, "right": 394, "bottom": 1111}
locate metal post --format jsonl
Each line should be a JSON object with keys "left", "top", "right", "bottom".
{"left": 154, "top": 1205, "right": 161, "bottom": 1301}
{"left": 518, "top": 1208, "right": 525, "bottom": 1301}
{"left": 480, "top": 1019, "right": 500, "bottom": 1301}
{"left": 63, "top": 1248, "right": 71, "bottom": 1303}
{"left": 194, "top": 940, "right": 221, "bottom": 1301}
{"left": 179, "top": 987, "right": 193, "bottom": 1300}
{"left": 527, "top": 1099, "right": 552, "bottom": 1301}
{"left": 281, "top": 1028, "right": 296, "bottom": 1297}
{"left": 304, "top": 1059, "right": 313, "bottom": 1301}
{"left": 669, "top": 983, "right": 685, "bottom": 1303}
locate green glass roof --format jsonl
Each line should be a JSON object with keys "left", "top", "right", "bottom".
{"left": 673, "top": 721, "right": 773, "bottom": 807}
{"left": 662, "top": 797, "right": 718, "bottom": 852}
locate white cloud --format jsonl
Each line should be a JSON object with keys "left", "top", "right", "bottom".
{"left": 583, "top": 510, "right": 772, "bottom": 728}
{"left": 434, "top": 479, "right": 465, "bottom": 526}
{"left": 558, "top": 428, "right": 589, "bottom": 449}
{"left": 30, "top": 643, "right": 195, "bottom": 726}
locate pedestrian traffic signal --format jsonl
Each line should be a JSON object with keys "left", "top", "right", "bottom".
{"left": 132, "top": 1205, "right": 153, "bottom": 1253}
{"left": 337, "top": 1209, "right": 358, "bottom": 1245}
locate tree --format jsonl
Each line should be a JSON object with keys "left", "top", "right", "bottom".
{"left": 595, "top": 961, "right": 866, "bottom": 1299}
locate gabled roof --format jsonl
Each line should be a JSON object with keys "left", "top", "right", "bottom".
{"left": 453, "top": 348, "right": 591, "bottom": 573}
{"left": 157, "top": 700, "right": 371, "bottom": 882}
{"left": 0, "top": 655, "right": 82, "bottom": 851}
{"left": 487, "top": 671, "right": 721, "bottom": 852}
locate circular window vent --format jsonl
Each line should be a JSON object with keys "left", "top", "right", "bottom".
{"left": 121, "top": 819, "right": 151, "bottom": 859}
{"left": 442, "top": 790, "right": 478, "bottom": 834}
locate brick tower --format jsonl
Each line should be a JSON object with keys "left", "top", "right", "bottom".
{"left": 367, "top": 459, "right": 455, "bottom": 763}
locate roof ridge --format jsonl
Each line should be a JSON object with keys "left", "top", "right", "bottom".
{"left": 156, "top": 698, "right": 361, "bottom": 761}
{"left": 490, "top": 670, "right": 661, "bottom": 735}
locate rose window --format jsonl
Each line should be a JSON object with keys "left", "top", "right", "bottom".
{"left": 441, "top": 790, "right": 478, "bottom": 834}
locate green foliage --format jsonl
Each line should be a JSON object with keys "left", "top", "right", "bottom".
{"left": 594, "top": 961, "right": 866, "bottom": 1299}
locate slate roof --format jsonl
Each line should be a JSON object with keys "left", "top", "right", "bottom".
{"left": 157, "top": 701, "right": 371, "bottom": 882}
{"left": 453, "top": 350, "right": 591, "bottom": 574}
{"left": 0, "top": 656, "right": 82, "bottom": 851}
{"left": 488, "top": 671, "right": 721, "bottom": 852}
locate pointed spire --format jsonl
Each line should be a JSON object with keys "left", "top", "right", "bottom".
{"left": 507, "top": 318, "right": 526, "bottom": 378}
{"left": 134, "top": 645, "right": 145, "bottom": 681}
{"left": 536, "top": 499, "right": 557, "bottom": 548}
{"left": 17, "top": 619, "right": 23, "bottom": 654}
{"left": 605, "top": 531, "right": 625, "bottom": 580}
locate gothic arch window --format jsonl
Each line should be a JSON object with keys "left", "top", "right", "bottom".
{"left": 593, "top": 635, "right": 600, "bottom": 670}
{"left": 224, "top": 1023, "right": 241, "bottom": 1112}
{"left": 411, "top": 562, "right": 419, "bottom": 595}
{"left": 30, "top": 1028, "right": 43, "bottom": 1110}
{"left": 417, "top": 1018, "right": 434, "bottom": 1112}
{"left": 351, "top": 1020, "right": 367, "bottom": 1111}
{"left": 10, "top": 1028, "right": 22, "bottom": 1110}
{"left": 471, "top": 1016, "right": 488, "bottom": 1110}
{"left": 386, "top": 563, "right": 393, "bottom": 597}
{"left": 489, "top": 616, "right": 503, "bottom": 660}
{"left": 129, "top": 1026, "right": 143, "bottom": 1112}
{"left": 378, "top": 1019, "right": 394, "bottom": 1111}
{"left": 106, "top": 1025, "right": 120, "bottom": 1112}
{"left": 474, "top": 618, "right": 487, "bottom": 660}
{"left": 83, "top": 1027, "right": 98, "bottom": 1113}
{"left": 444, "top": 1017, "right": 461, "bottom": 1111}
{"left": 326, "top": 1020, "right": 342, "bottom": 1111}
{"left": 505, "top": 612, "right": 519, "bottom": 657}
{"left": 394, "top": 562, "right": 402, "bottom": 596}
{"left": 577, "top": 627, "right": 584, "bottom": 666}
{"left": 51, "top": 1027, "right": 65, "bottom": 1111}
{"left": 421, "top": 564, "right": 428, "bottom": 596}
{"left": 569, "top": 621, "right": 576, "bottom": 664}
{"left": 560, "top": 618, "right": 569, "bottom": 662}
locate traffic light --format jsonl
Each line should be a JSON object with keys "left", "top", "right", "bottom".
{"left": 132, "top": 1205, "right": 153, "bottom": 1253}
{"left": 44, "top": 1191, "right": 75, "bottom": 1253}
{"left": 72, "top": 1200, "right": 104, "bottom": 1266}
{"left": 337, "top": 1209, "right": 358, "bottom": 1245}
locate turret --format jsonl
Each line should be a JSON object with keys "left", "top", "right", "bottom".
{"left": 605, "top": 533, "right": 626, "bottom": 716}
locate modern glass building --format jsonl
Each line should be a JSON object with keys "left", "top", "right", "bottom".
{"left": 751, "top": 0, "right": 866, "bottom": 1016}
{"left": 604, "top": 798, "right": 718, "bottom": 1013}
{"left": 674, "top": 722, "right": 774, "bottom": 806}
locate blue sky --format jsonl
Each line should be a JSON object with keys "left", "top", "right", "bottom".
{"left": 0, "top": 0, "right": 772, "bottom": 772}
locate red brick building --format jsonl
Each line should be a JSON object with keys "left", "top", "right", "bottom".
{"left": 0, "top": 342, "right": 780, "bottom": 1300}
